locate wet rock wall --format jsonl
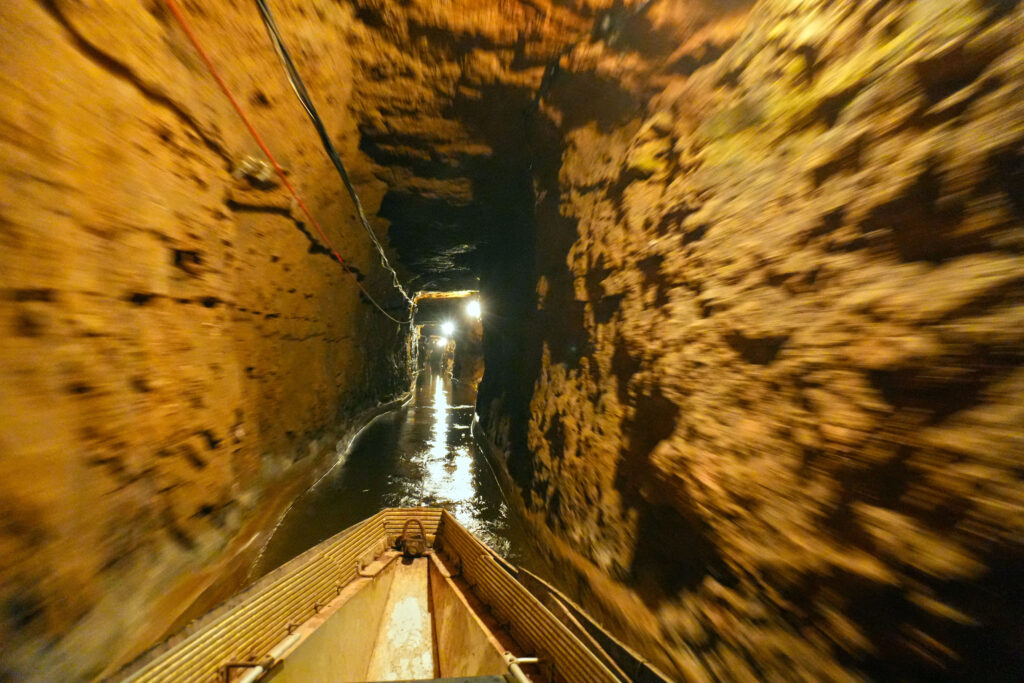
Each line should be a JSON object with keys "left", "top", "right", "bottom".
{"left": 0, "top": 1, "right": 408, "bottom": 679}
{"left": 479, "top": 0, "right": 1024, "bottom": 680}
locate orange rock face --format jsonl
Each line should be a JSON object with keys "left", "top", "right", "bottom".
{"left": 476, "top": 1, "right": 1024, "bottom": 680}
{"left": 0, "top": 1, "right": 413, "bottom": 678}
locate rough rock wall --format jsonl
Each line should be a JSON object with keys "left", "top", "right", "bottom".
{"left": 0, "top": 1, "right": 409, "bottom": 679}
{"left": 4, "top": 0, "right": 1022, "bottom": 679}
{"left": 480, "top": 0, "right": 1024, "bottom": 680}
{"left": 345, "top": 0, "right": 597, "bottom": 291}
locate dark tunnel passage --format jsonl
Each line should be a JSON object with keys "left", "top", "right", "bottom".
{"left": 2, "top": 1, "right": 1024, "bottom": 681}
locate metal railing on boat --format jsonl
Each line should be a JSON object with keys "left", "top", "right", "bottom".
{"left": 117, "top": 508, "right": 621, "bottom": 683}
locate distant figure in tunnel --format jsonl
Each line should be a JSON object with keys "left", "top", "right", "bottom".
{"left": 425, "top": 338, "right": 453, "bottom": 378}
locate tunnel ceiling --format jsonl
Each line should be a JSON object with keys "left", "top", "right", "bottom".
{"left": 413, "top": 295, "right": 476, "bottom": 326}
{"left": 343, "top": 0, "right": 684, "bottom": 292}
{"left": 344, "top": 0, "right": 585, "bottom": 293}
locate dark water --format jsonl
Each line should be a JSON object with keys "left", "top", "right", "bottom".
{"left": 250, "top": 370, "right": 535, "bottom": 581}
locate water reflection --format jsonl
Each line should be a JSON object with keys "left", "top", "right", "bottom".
{"left": 250, "top": 371, "right": 533, "bottom": 580}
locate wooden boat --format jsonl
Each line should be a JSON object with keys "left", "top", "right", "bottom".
{"left": 117, "top": 508, "right": 670, "bottom": 683}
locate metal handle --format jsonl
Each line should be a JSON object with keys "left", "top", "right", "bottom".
{"left": 400, "top": 518, "right": 428, "bottom": 557}
{"left": 400, "top": 517, "right": 426, "bottom": 541}
{"left": 504, "top": 652, "right": 538, "bottom": 683}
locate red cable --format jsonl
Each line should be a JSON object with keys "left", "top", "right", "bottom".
{"left": 161, "top": 0, "right": 407, "bottom": 324}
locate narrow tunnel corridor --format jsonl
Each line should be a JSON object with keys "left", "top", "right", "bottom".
{"left": 251, "top": 365, "right": 534, "bottom": 583}
{"left": 2, "top": 0, "right": 1023, "bottom": 681}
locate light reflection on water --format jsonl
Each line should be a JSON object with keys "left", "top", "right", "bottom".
{"left": 250, "top": 371, "right": 534, "bottom": 581}
{"left": 417, "top": 378, "right": 493, "bottom": 542}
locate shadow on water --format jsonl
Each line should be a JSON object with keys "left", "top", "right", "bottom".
{"left": 249, "top": 370, "right": 540, "bottom": 581}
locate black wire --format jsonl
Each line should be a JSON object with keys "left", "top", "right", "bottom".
{"left": 254, "top": 0, "right": 414, "bottom": 308}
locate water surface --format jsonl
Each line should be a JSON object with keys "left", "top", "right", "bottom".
{"left": 251, "top": 370, "right": 535, "bottom": 580}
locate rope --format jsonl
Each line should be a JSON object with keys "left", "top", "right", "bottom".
{"left": 253, "top": 0, "right": 414, "bottom": 308}
{"left": 161, "top": 0, "right": 410, "bottom": 325}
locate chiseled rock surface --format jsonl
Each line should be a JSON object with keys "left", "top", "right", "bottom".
{"left": 0, "top": 1, "right": 411, "bottom": 679}
{"left": 344, "top": 0, "right": 596, "bottom": 290}
{"left": 0, "top": 0, "right": 610, "bottom": 678}
{"left": 482, "top": 0, "right": 1024, "bottom": 680}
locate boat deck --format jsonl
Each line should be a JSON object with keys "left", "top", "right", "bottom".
{"left": 365, "top": 558, "right": 435, "bottom": 680}
{"left": 117, "top": 509, "right": 668, "bottom": 683}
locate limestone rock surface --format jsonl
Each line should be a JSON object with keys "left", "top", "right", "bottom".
{"left": 478, "top": 1, "right": 1024, "bottom": 680}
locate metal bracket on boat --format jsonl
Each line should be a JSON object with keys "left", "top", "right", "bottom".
{"left": 220, "top": 632, "right": 303, "bottom": 682}
{"left": 219, "top": 661, "right": 261, "bottom": 682}
{"left": 504, "top": 652, "right": 540, "bottom": 683}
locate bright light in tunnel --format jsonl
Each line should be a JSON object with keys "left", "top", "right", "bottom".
{"left": 436, "top": 337, "right": 448, "bottom": 347}
{"left": 441, "top": 320, "right": 455, "bottom": 336}
{"left": 465, "top": 299, "right": 481, "bottom": 319}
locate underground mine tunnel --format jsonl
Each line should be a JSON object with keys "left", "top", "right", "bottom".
{"left": 1, "top": 0, "right": 1023, "bottom": 681}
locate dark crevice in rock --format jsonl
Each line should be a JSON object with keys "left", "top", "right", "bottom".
{"left": 406, "top": 20, "right": 507, "bottom": 57}
{"left": 629, "top": 500, "right": 733, "bottom": 602}
{"left": 130, "top": 377, "right": 152, "bottom": 393}
{"left": 127, "top": 292, "right": 157, "bottom": 306}
{"left": 669, "top": 41, "right": 731, "bottom": 76}
{"left": 724, "top": 331, "right": 788, "bottom": 365}
{"left": 867, "top": 348, "right": 1020, "bottom": 423}
{"left": 992, "top": 150, "right": 1024, "bottom": 218}
{"left": 542, "top": 71, "right": 639, "bottom": 133}
{"left": 981, "top": 0, "right": 1022, "bottom": 21}
{"left": 614, "top": 388, "right": 732, "bottom": 600}
{"left": 813, "top": 136, "right": 864, "bottom": 187}
{"left": 198, "top": 430, "right": 221, "bottom": 450}
{"left": 656, "top": 204, "right": 699, "bottom": 235}
{"left": 592, "top": 293, "right": 624, "bottom": 325}
{"left": 638, "top": 254, "right": 663, "bottom": 286}
{"left": 914, "top": 45, "right": 1001, "bottom": 106}
{"left": 544, "top": 415, "right": 566, "bottom": 461}
{"left": 10, "top": 288, "right": 57, "bottom": 302}
{"left": 616, "top": 388, "right": 679, "bottom": 500}
{"left": 14, "top": 312, "right": 43, "bottom": 338}
{"left": 172, "top": 249, "right": 201, "bottom": 275}
{"left": 584, "top": 256, "right": 612, "bottom": 302}
{"left": 162, "top": 511, "right": 196, "bottom": 551}
{"left": 611, "top": 339, "right": 641, "bottom": 404}
{"left": 860, "top": 164, "right": 973, "bottom": 263}
{"left": 816, "top": 86, "right": 862, "bottom": 128}
{"left": 682, "top": 223, "right": 709, "bottom": 245}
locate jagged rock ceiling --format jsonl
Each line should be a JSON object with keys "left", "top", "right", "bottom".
{"left": 343, "top": 0, "right": 588, "bottom": 291}
{"left": 342, "top": 0, "right": 731, "bottom": 292}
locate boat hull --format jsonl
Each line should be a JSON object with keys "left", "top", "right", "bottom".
{"left": 116, "top": 508, "right": 666, "bottom": 683}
